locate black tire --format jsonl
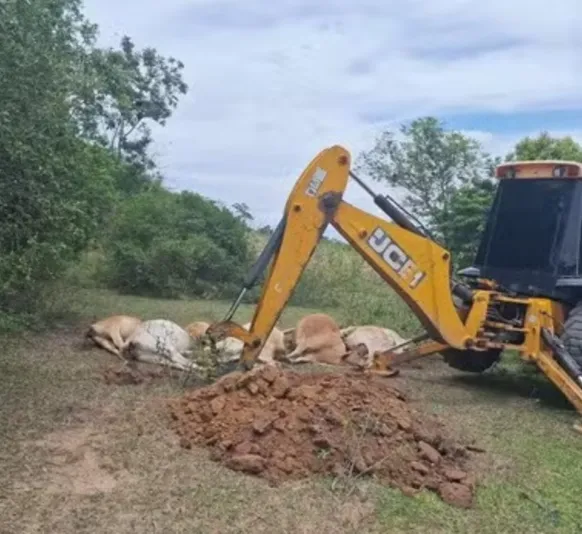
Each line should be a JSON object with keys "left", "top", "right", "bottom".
{"left": 441, "top": 347, "right": 502, "bottom": 373}
{"left": 560, "top": 302, "right": 582, "bottom": 368}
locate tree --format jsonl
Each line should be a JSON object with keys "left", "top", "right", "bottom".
{"left": 232, "top": 202, "right": 254, "bottom": 225}
{"left": 257, "top": 225, "right": 273, "bottom": 235}
{"left": 74, "top": 34, "right": 188, "bottom": 186}
{"left": 102, "top": 187, "right": 252, "bottom": 299}
{"left": 356, "top": 117, "right": 497, "bottom": 248}
{"left": 440, "top": 179, "right": 497, "bottom": 269}
{"left": 505, "top": 132, "right": 582, "bottom": 162}
{"left": 0, "top": 0, "right": 189, "bottom": 329}
{"left": 0, "top": 0, "right": 118, "bottom": 318}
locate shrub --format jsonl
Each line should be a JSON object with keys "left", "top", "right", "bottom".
{"left": 102, "top": 187, "right": 252, "bottom": 299}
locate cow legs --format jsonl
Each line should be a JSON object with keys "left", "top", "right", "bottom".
{"left": 135, "top": 347, "right": 202, "bottom": 372}
{"left": 339, "top": 326, "right": 358, "bottom": 338}
{"left": 110, "top": 330, "right": 127, "bottom": 355}
{"left": 91, "top": 334, "right": 124, "bottom": 360}
{"left": 285, "top": 346, "right": 317, "bottom": 364}
{"left": 167, "top": 347, "right": 201, "bottom": 371}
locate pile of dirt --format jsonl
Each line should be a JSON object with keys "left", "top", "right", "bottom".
{"left": 168, "top": 366, "right": 480, "bottom": 508}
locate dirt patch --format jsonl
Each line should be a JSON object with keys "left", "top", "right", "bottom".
{"left": 102, "top": 363, "right": 164, "bottom": 385}
{"left": 168, "top": 366, "right": 481, "bottom": 508}
{"left": 29, "top": 426, "right": 134, "bottom": 496}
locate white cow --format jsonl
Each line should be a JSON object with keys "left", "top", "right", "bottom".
{"left": 120, "top": 319, "right": 201, "bottom": 372}
{"left": 340, "top": 325, "right": 408, "bottom": 368}
{"left": 205, "top": 322, "right": 286, "bottom": 365}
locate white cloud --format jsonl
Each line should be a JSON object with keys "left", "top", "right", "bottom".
{"left": 81, "top": 0, "right": 582, "bottom": 231}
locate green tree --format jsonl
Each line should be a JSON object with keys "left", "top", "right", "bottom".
{"left": 257, "top": 225, "right": 273, "bottom": 235}
{"left": 0, "top": 0, "right": 189, "bottom": 329}
{"left": 232, "top": 202, "right": 254, "bottom": 225}
{"left": 440, "top": 179, "right": 497, "bottom": 269}
{"left": 76, "top": 36, "right": 188, "bottom": 173}
{"left": 0, "top": 0, "right": 118, "bottom": 321}
{"left": 506, "top": 132, "right": 582, "bottom": 162}
{"left": 102, "top": 187, "right": 252, "bottom": 299}
{"left": 356, "top": 117, "right": 497, "bottom": 249}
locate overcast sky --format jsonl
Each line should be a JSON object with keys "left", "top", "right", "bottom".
{"left": 81, "top": 0, "right": 581, "bottom": 231}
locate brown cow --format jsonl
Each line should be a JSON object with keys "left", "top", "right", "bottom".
{"left": 85, "top": 315, "right": 142, "bottom": 358}
{"left": 185, "top": 321, "right": 210, "bottom": 339}
{"left": 284, "top": 313, "right": 348, "bottom": 365}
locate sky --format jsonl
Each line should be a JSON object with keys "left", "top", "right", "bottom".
{"left": 81, "top": 0, "right": 582, "bottom": 231}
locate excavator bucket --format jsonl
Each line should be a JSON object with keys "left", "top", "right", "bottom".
{"left": 371, "top": 339, "right": 448, "bottom": 374}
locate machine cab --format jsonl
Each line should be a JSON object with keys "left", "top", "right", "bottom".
{"left": 460, "top": 160, "right": 582, "bottom": 304}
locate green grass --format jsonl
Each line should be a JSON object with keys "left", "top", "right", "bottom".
{"left": 1, "top": 289, "right": 582, "bottom": 533}
{"left": 68, "top": 287, "right": 320, "bottom": 329}
{"left": 371, "top": 353, "right": 582, "bottom": 533}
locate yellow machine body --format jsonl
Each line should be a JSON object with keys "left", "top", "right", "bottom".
{"left": 207, "top": 146, "right": 582, "bottom": 417}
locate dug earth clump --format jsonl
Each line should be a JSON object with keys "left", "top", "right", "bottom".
{"left": 168, "top": 366, "right": 480, "bottom": 508}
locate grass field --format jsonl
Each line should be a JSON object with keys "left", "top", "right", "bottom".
{"left": 1, "top": 289, "right": 582, "bottom": 533}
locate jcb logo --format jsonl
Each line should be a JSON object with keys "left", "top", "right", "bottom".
{"left": 367, "top": 227, "right": 425, "bottom": 289}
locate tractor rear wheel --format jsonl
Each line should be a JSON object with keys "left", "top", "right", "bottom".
{"left": 560, "top": 302, "right": 582, "bottom": 369}
{"left": 441, "top": 347, "right": 502, "bottom": 373}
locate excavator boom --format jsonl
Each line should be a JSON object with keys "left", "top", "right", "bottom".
{"left": 204, "top": 145, "right": 582, "bottom": 423}
{"left": 207, "top": 145, "right": 473, "bottom": 367}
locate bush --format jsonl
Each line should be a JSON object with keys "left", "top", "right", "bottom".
{"left": 0, "top": 0, "right": 120, "bottom": 325}
{"left": 0, "top": 137, "right": 118, "bottom": 316}
{"left": 102, "top": 187, "right": 252, "bottom": 299}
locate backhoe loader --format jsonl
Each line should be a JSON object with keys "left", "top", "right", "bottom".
{"left": 206, "top": 145, "right": 582, "bottom": 417}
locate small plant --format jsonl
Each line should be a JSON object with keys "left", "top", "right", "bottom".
{"left": 328, "top": 412, "right": 388, "bottom": 497}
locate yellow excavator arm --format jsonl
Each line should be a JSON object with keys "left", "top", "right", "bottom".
{"left": 207, "top": 145, "right": 476, "bottom": 368}
{"left": 204, "top": 145, "right": 582, "bottom": 423}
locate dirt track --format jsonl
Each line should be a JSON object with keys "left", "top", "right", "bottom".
{"left": 168, "top": 365, "right": 479, "bottom": 508}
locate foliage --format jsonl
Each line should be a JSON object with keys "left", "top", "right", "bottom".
{"left": 232, "top": 202, "right": 254, "bottom": 227}
{"left": 75, "top": 35, "right": 188, "bottom": 172}
{"left": 0, "top": 0, "right": 189, "bottom": 330}
{"left": 102, "top": 187, "right": 252, "bottom": 299}
{"left": 440, "top": 178, "right": 497, "bottom": 269}
{"left": 506, "top": 132, "right": 582, "bottom": 162}
{"left": 355, "top": 121, "right": 582, "bottom": 271}
{"left": 71, "top": 30, "right": 188, "bottom": 197}
{"left": 0, "top": 0, "right": 118, "bottom": 322}
{"left": 257, "top": 225, "right": 274, "bottom": 235}
{"left": 356, "top": 117, "right": 498, "bottom": 247}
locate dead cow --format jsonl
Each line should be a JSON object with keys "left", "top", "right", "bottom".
{"left": 185, "top": 321, "right": 210, "bottom": 339}
{"left": 85, "top": 315, "right": 142, "bottom": 358}
{"left": 284, "top": 313, "right": 347, "bottom": 365}
{"left": 340, "top": 325, "right": 408, "bottom": 368}
{"left": 206, "top": 322, "right": 286, "bottom": 365}
{"left": 121, "top": 319, "right": 200, "bottom": 372}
